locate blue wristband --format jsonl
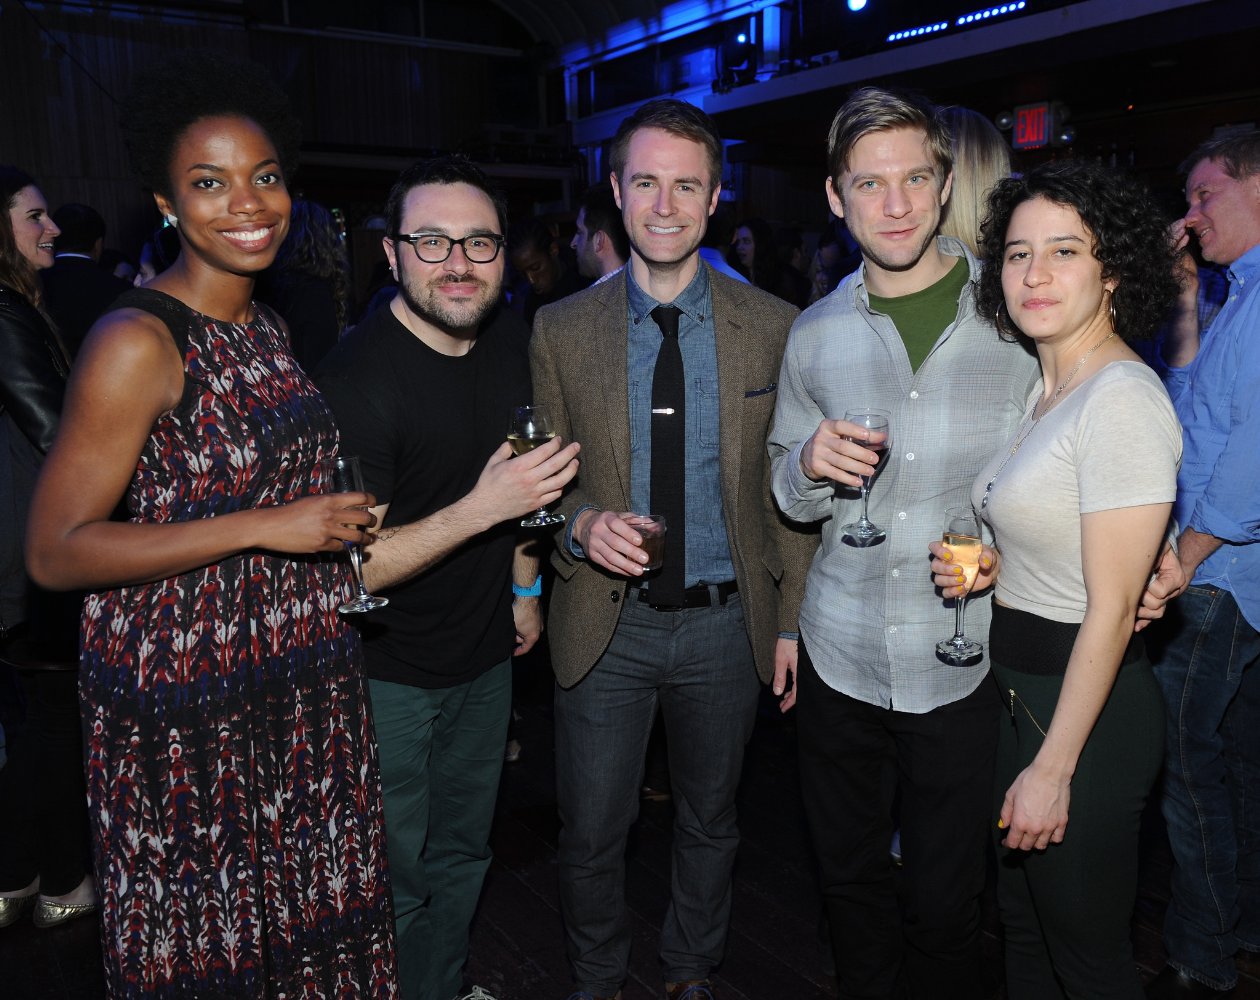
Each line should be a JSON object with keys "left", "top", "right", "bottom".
{"left": 512, "top": 574, "right": 542, "bottom": 598}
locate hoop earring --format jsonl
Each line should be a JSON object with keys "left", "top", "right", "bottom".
{"left": 1108, "top": 293, "right": 1118, "bottom": 331}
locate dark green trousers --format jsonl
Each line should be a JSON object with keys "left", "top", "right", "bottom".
{"left": 369, "top": 662, "right": 511, "bottom": 1000}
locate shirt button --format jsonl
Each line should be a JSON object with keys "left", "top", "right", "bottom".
{"left": 906, "top": 452, "right": 915, "bottom": 461}
{"left": 891, "top": 569, "right": 900, "bottom": 578}
{"left": 910, "top": 390, "right": 919, "bottom": 399}
{"left": 898, "top": 512, "right": 907, "bottom": 520}
{"left": 888, "top": 626, "right": 897, "bottom": 633}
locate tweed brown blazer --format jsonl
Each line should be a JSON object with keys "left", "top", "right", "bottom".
{"left": 530, "top": 264, "right": 818, "bottom": 689}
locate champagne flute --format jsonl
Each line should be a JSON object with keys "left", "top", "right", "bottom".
{"left": 509, "top": 405, "right": 565, "bottom": 529}
{"left": 936, "top": 505, "right": 984, "bottom": 666}
{"left": 839, "top": 408, "right": 892, "bottom": 547}
{"left": 326, "top": 455, "right": 389, "bottom": 614}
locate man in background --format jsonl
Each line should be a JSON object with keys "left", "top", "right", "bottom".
{"left": 571, "top": 182, "right": 628, "bottom": 284}
{"left": 40, "top": 203, "right": 129, "bottom": 355}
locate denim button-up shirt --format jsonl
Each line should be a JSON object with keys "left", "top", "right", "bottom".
{"left": 769, "top": 238, "right": 1039, "bottom": 713}
{"left": 1166, "top": 241, "right": 1260, "bottom": 629}
{"left": 624, "top": 265, "right": 735, "bottom": 587}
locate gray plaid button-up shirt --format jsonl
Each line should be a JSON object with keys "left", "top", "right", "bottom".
{"left": 769, "top": 238, "right": 1039, "bottom": 713}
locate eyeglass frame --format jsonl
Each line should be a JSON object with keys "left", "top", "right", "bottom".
{"left": 391, "top": 231, "right": 506, "bottom": 264}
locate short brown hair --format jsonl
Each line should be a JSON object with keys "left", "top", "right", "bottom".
{"left": 1180, "top": 128, "right": 1260, "bottom": 180}
{"left": 609, "top": 98, "right": 724, "bottom": 190}
{"left": 826, "top": 86, "right": 951, "bottom": 187}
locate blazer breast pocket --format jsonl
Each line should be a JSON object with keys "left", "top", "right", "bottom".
{"left": 744, "top": 382, "right": 777, "bottom": 399}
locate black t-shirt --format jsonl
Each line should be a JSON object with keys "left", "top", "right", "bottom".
{"left": 316, "top": 302, "right": 531, "bottom": 688}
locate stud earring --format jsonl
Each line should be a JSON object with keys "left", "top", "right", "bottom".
{"left": 163, "top": 214, "right": 178, "bottom": 229}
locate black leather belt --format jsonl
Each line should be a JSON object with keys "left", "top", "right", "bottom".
{"left": 634, "top": 580, "right": 738, "bottom": 612}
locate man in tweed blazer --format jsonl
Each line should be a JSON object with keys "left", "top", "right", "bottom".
{"left": 531, "top": 99, "right": 815, "bottom": 1000}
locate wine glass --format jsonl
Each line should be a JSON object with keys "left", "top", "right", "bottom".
{"left": 839, "top": 408, "right": 892, "bottom": 547}
{"left": 936, "top": 505, "right": 984, "bottom": 666}
{"left": 509, "top": 405, "right": 565, "bottom": 529}
{"left": 326, "top": 455, "right": 389, "bottom": 614}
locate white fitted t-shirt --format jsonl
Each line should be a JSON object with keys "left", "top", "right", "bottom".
{"left": 972, "top": 360, "right": 1181, "bottom": 624}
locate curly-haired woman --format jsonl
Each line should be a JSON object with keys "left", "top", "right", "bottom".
{"left": 26, "top": 53, "right": 397, "bottom": 996}
{"left": 930, "top": 158, "right": 1182, "bottom": 998}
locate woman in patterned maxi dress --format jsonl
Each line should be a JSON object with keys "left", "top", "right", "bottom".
{"left": 26, "top": 53, "right": 398, "bottom": 998}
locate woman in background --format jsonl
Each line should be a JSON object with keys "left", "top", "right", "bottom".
{"left": 256, "top": 197, "right": 349, "bottom": 370}
{"left": 0, "top": 165, "right": 96, "bottom": 931}
{"left": 938, "top": 105, "right": 1011, "bottom": 256}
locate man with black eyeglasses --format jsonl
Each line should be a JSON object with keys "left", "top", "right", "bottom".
{"left": 317, "top": 155, "right": 580, "bottom": 1000}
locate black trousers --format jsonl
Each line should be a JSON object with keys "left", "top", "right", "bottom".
{"left": 0, "top": 668, "right": 91, "bottom": 896}
{"left": 992, "top": 605, "right": 1165, "bottom": 1000}
{"left": 797, "top": 643, "right": 999, "bottom": 1000}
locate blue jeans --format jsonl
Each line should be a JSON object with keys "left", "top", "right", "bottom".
{"left": 1150, "top": 586, "right": 1260, "bottom": 990}
{"left": 369, "top": 663, "right": 511, "bottom": 1000}
{"left": 554, "top": 591, "right": 760, "bottom": 996}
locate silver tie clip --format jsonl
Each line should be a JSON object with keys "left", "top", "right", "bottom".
{"left": 651, "top": 407, "right": 676, "bottom": 415}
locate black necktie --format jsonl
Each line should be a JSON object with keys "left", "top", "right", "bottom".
{"left": 649, "top": 305, "right": 686, "bottom": 606}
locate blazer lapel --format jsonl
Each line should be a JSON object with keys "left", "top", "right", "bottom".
{"left": 592, "top": 273, "right": 632, "bottom": 507}
{"left": 712, "top": 272, "right": 748, "bottom": 520}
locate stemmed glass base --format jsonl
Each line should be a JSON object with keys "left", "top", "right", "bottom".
{"left": 339, "top": 543, "right": 388, "bottom": 614}
{"left": 521, "top": 509, "right": 565, "bottom": 529}
{"left": 840, "top": 516, "right": 886, "bottom": 547}
{"left": 936, "top": 634, "right": 983, "bottom": 666}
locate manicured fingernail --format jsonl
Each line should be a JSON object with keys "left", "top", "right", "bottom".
{"left": 997, "top": 819, "right": 1006, "bottom": 829}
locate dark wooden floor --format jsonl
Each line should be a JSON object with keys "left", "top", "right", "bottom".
{"left": 4, "top": 664, "right": 1260, "bottom": 1000}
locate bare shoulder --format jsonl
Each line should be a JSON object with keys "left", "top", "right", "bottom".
{"left": 74, "top": 307, "right": 186, "bottom": 416}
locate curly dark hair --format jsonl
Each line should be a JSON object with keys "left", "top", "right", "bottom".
{"left": 119, "top": 50, "right": 301, "bottom": 197}
{"left": 976, "top": 159, "right": 1180, "bottom": 343}
{"left": 273, "top": 199, "right": 350, "bottom": 330}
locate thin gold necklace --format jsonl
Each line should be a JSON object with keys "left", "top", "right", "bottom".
{"left": 980, "top": 330, "right": 1116, "bottom": 510}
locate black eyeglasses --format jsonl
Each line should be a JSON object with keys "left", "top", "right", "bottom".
{"left": 393, "top": 232, "right": 505, "bottom": 264}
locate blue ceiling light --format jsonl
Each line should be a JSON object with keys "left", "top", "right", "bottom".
{"left": 847, "top": 0, "right": 868, "bottom": 10}
{"left": 885, "top": 20, "right": 949, "bottom": 43}
{"left": 955, "top": 2, "right": 1028, "bottom": 28}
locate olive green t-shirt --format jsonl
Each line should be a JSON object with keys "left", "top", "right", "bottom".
{"left": 867, "top": 257, "right": 970, "bottom": 372}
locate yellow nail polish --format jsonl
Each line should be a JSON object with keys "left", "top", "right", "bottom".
{"left": 997, "top": 818, "right": 1007, "bottom": 829}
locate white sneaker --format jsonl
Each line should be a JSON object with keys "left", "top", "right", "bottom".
{"left": 454, "top": 988, "right": 499, "bottom": 1000}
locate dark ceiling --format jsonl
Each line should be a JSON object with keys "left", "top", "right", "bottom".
{"left": 704, "top": 0, "right": 1260, "bottom": 183}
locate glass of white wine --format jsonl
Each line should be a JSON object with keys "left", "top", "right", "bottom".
{"left": 839, "top": 408, "right": 892, "bottom": 547}
{"left": 509, "top": 404, "right": 565, "bottom": 528}
{"left": 326, "top": 455, "right": 389, "bottom": 614}
{"left": 936, "top": 505, "right": 984, "bottom": 666}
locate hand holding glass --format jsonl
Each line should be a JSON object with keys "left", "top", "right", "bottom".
{"left": 936, "top": 505, "right": 983, "bottom": 666}
{"left": 839, "top": 408, "right": 892, "bottom": 547}
{"left": 326, "top": 455, "right": 389, "bottom": 614}
{"left": 622, "top": 514, "right": 666, "bottom": 570}
{"left": 509, "top": 405, "right": 565, "bottom": 528}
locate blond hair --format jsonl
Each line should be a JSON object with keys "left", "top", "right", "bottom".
{"left": 938, "top": 106, "right": 1010, "bottom": 257}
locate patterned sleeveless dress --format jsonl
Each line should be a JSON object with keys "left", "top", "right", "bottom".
{"left": 79, "top": 290, "right": 398, "bottom": 998}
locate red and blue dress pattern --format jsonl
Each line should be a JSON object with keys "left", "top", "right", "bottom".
{"left": 80, "top": 293, "right": 398, "bottom": 998}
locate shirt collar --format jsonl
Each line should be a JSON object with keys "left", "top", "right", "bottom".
{"left": 1228, "top": 241, "right": 1260, "bottom": 286}
{"left": 626, "top": 260, "right": 711, "bottom": 329}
